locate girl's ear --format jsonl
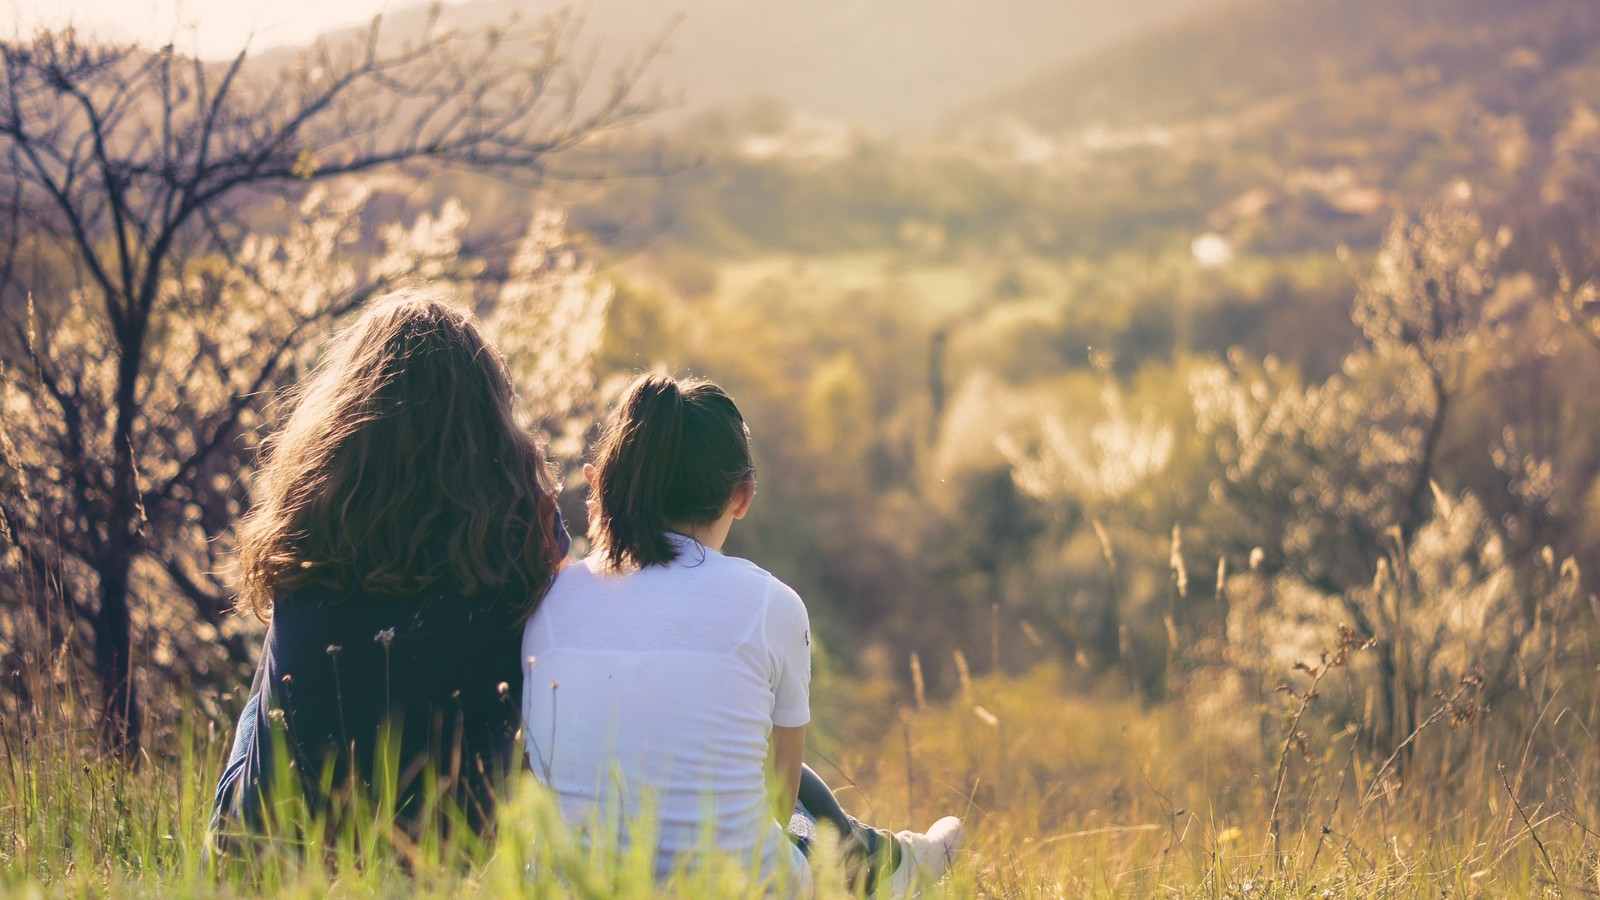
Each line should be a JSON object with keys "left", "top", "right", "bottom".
{"left": 583, "top": 463, "right": 598, "bottom": 490}
{"left": 728, "top": 478, "right": 756, "bottom": 521}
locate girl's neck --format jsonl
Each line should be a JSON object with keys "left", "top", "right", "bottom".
{"left": 668, "top": 515, "right": 733, "bottom": 553}
{"left": 662, "top": 480, "right": 751, "bottom": 555}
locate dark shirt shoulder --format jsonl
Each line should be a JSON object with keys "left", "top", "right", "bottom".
{"left": 269, "top": 586, "right": 526, "bottom": 765}
{"left": 255, "top": 586, "right": 528, "bottom": 832}
{"left": 214, "top": 508, "right": 569, "bottom": 835}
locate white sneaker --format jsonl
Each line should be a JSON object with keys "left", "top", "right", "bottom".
{"left": 872, "top": 816, "right": 963, "bottom": 899}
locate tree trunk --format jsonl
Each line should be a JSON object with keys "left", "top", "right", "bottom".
{"left": 94, "top": 554, "right": 142, "bottom": 756}
{"left": 97, "top": 316, "right": 148, "bottom": 757}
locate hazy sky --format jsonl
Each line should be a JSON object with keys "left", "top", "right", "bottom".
{"left": 13, "top": 0, "right": 1200, "bottom": 130}
{"left": 6, "top": 0, "right": 454, "bottom": 56}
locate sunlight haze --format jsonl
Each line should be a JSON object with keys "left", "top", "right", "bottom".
{"left": 7, "top": 0, "right": 1201, "bottom": 129}
{"left": 5, "top": 0, "right": 450, "bottom": 56}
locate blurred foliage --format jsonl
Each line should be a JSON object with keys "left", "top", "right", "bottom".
{"left": 568, "top": 96, "right": 1600, "bottom": 793}
{"left": 0, "top": 188, "right": 611, "bottom": 743}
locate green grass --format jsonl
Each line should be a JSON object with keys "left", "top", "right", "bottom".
{"left": 3, "top": 659, "right": 1596, "bottom": 897}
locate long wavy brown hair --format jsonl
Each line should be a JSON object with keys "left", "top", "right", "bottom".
{"left": 235, "top": 291, "right": 563, "bottom": 618}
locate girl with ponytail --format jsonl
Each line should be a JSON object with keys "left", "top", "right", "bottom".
{"left": 521, "top": 372, "right": 961, "bottom": 897}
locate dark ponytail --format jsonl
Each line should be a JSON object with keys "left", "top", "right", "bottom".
{"left": 590, "top": 373, "right": 754, "bottom": 570}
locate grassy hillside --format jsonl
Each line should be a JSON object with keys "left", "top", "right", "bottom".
{"left": 541, "top": 0, "right": 1600, "bottom": 273}
{"left": 7, "top": 655, "right": 1599, "bottom": 897}
{"left": 975, "top": 0, "right": 1600, "bottom": 134}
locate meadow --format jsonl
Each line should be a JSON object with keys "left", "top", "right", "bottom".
{"left": 6, "top": 646, "right": 1593, "bottom": 890}
{"left": 4, "top": 613, "right": 1597, "bottom": 897}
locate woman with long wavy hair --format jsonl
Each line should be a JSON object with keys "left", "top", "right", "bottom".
{"left": 211, "top": 291, "right": 566, "bottom": 843}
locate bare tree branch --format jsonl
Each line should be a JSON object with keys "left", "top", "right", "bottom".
{"left": 0, "top": 17, "right": 659, "bottom": 751}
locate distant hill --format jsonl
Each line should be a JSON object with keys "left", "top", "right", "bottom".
{"left": 246, "top": 0, "right": 1600, "bottom": 264}
{"left": 966, "top": 0, "right": 1600, "bottom": 137}
{"left": 296, "top": 0, "right": 1207, "bottom": 132}
{"left": 920, "top": 0, "right": 1600, "bottom": 259}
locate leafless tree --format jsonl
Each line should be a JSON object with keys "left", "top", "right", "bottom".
{"left": 0, "top": 13, "right": 657, "bottom": 754}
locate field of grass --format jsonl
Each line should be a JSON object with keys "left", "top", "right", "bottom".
{"left": 3, "top": 650, "right": 1596, "bottom": 898}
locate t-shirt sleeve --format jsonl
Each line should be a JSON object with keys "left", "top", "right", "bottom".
{"left": 764, "top": 579, "right": 812, "bottom": 728}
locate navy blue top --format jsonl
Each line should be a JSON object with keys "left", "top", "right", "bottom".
{"left": 212, "top": 511, "right": 569, "bottom": 838}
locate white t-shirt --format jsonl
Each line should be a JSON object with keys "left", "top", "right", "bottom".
{"left": 520, "top": 533, "right": 812, "bottom": 893}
